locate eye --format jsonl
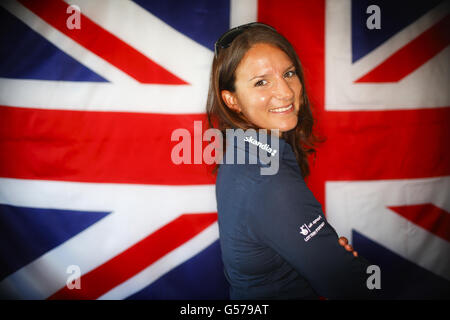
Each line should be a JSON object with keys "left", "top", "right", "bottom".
{"left": 284, "top": 70, "right": 296, "bottom": 78}
{"left": 254, "top": 79, "right": 268, "bottom": 87}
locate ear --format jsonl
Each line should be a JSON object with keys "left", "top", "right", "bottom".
{"left": 221, "top": 90, "right": 241, "bottom": 113}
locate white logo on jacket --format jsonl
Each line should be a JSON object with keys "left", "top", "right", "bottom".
{"left": 244, "top": 135, "right": 278, "bottom": 157}
{"left": 300, "top": 215, "right": 325, "bottom": 242}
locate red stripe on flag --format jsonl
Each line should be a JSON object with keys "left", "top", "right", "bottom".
{"left": 258, "top": 0, "right": 327, "bottom": 205}
{"left": 0, "top": 106, "right": 216, "bottom": 185}
{"left": 356, "top": 15, "right": 450, "bottom": 83}
{"left": 47, "top": 213, "right": 218, "bottom": 300}
{"left": 258, "top": 0, "right": 325, "bottom": 113}
{"left": 258, "top": 0, "right": 449, "bottom": 211}
{"left": 388, "top": 204, "right": 450, "bottom": 242}
{"left": 18, "top": 0, "right": 188, "bottom": 84}
{"left": 318, "top": 107, "right": 450, "bottom": 182}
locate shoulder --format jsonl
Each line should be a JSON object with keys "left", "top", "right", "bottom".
{"left": 216, "top": 162, "right": 268, "bottom": 188}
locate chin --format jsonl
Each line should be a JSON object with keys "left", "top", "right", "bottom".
{"left": 275, "top": 118, "right": 298, "bottom": 133}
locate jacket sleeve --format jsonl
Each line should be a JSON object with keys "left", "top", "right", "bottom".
{"left": 248, "top": 170, "right": 377, "bottom": 299}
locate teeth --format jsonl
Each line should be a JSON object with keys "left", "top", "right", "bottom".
{"left": 269, "top": 104, "right": 293, "bottom": 113}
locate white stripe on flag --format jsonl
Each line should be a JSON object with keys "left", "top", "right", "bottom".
{"left": 99, "top": 221, "right": 219, "bottom": 300}
{"left": 325, "top": 0, "right": 450, "bottom": 111}
{"left": 64, "top": 0, "right": 213, "bottom": 88}
{"left": 0, "top": 78, "right": 208, "bottom": 113}
{"left": 326, "top": 176, "right": 450, "bottom": 281}
{"left": 0, "top": 178, "right": 217, "bottom": 299}
{"left": 230, "top": 0, "right": 258, "bottom": 28}
{"left": 1, "top": 0, "right": 139, "bottom": 84}
{"left": 351, "top": 1, "right": 449, "bottom": 80}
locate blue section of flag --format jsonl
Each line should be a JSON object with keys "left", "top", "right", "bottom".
{"left": 351, "top": 0, "right": 443, "bottom": 62}
{"left": 0, "top": 204, "right": 110, "bottom": 281}
{"left": 131, "top": 0, "right": 230, "bottom": 51}
{"left": 352, "top": 229, "right": 450, "bottom": 299}
{"left": 126, "top": 240, "right": 229, "bottom": 299}
{"left": 0, "top": 7, "right": 107, "bottom": 82}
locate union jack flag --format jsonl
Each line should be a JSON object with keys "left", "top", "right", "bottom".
{"left": 0, "top": 0, "right": 448, "bottom": 300}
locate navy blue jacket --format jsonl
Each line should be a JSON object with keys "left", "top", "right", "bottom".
{"left": 216, "top": 129, "right": 375, "bottom": 300}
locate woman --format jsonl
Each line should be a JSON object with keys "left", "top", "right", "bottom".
{"left": 207, "top": 22, "right": 375, "bottom": 300}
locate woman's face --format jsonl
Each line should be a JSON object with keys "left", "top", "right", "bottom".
{"left": 222, "top": 43, "right": 302, "bottom": 136}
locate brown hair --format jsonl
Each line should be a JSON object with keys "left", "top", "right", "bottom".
{"left": 206, "top": 24, "right": 323, "bottom": 178}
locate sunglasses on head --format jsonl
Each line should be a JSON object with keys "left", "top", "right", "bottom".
{"left": 214, "top": 22, "right": 277, "bottom": 58}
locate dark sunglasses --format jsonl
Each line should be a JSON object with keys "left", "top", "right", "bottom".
{"left": 214, "top": 22, "right": 277, "bottom": 58}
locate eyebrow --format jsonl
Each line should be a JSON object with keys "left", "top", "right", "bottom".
{"left": 248, "top": 64, "right": 295, "bottom": 82}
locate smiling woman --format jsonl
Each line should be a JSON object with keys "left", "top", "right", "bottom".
{"left": 207, "top": 22, "right": 378, "bottom": 300}
{"left": 221, "top": 43, "right": 301, "bottom": 136}
{"left": 207, "top": 22, "right": 318, "bottom": 178}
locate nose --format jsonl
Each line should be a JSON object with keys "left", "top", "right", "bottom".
{"left": 272, "top": 77, "right": 294, "bottom": 102}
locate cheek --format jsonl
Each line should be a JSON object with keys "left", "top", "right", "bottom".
{"left": 255, "top": 94, "right": 270, "bottom": 106}
{"left": 240, "top": 90, "right": 271, "bottom": 113}
{"left": 293, "top": 81, "right": 302, "bottom": 105}
{"left": 298, "top": 80, "right": 303, "bottom": 95}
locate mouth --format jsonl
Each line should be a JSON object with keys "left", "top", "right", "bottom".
{"left": 269, "top": 104, "right": 294, "bottom": 114}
